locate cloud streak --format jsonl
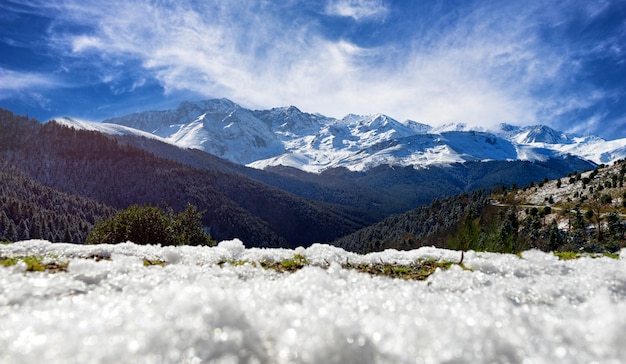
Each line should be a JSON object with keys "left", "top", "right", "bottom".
{"left": 0, "top": 67, "right": 63, "bottom": 97}
{"left": 324, "top": 0, "right": 388, "bottom": 20}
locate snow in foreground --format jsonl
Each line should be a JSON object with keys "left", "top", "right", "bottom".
{"left": 1, "top": 240, "right": 625, "bottom": 364}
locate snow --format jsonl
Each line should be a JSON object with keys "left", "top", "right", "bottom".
{"left": 53, "top": 117, "right": 172, "bottom": 144}
{"left": 2, "top": 239, "right": 625, "bottom": 363}
{"left": 553, "top": 137, "right": 626, "bottom": 165}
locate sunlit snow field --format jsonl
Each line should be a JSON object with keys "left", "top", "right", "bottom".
{"left": 1, "top": 239, "right": 625, "bottom": 363}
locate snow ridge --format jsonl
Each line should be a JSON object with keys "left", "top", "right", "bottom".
{"left": 64, "top": 99, "right": 626, "bottom": 172}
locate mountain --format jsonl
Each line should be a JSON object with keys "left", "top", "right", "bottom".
{"left": 59, "top": 105, "right": 598, "bottom": 217}
{"left": 100, "top": 99, "right": 626, "bottom": 172}
{"left": 102, "top": 99, "right": 284, "bottom": 164}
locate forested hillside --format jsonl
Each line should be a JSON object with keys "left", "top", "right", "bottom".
{"left": 333, "top": 190, "right": 489, "bottom": 253}
{"left": 335, "top": 162, "right": 626, "bottom": 254}
{"left": 0, "top": 159, "right": 115, "bottom": 243}
{"left": 484, "top": 161, "right": 626, "bottom": 253}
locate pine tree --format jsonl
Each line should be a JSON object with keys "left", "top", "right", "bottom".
{"left": 19, "top": 220, "right": 30, "bottom": 241}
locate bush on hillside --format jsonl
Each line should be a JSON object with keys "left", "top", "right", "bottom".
{"left": 87, "top": 204, "right": 214, "bottom": 246}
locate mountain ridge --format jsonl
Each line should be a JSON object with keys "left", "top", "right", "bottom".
{"left": 89, "top": 98, "right": 626, "bottom": 172}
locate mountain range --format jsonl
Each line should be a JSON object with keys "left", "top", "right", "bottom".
{"left": 54, "top": 99, "right": 614, "bottom": 218}
{"left": 2, "top": 99, "right": 623, "bottom": 250}
{"left": 55, "top": 98, "right": 626, "bottom": 172}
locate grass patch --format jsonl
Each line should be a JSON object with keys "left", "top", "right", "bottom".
{"left": 1, "top": 253, "right": 472, "bottom": 280}
{"left": 344, "top": 259, "right": 459, "bottom": 281}
{"left": 0, "top": 257, "right": 19, "bottom": 267}
{"left": 227, "top": 254, "right": 463, "bottom": 281}
{"left": 0, "top": 255, "right": 68, "bottom": 272}
{"left": 143, "top": 258, "right": 166, "bottom": 267}
{"left": 1, "top": 255, "right": 169, "bottom": 272}
{"left": 218, "top": 259, "right": 250, "bottom": 267}
{"left": 259, "top": 254, "right": 308, "bottom": 273}
{"left": 554, "top": 251, "right": 621, "bottom": 260}
{"left": 554, "top": 251, "right": 580, "bottom": 260}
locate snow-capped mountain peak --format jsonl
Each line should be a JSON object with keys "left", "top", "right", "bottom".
{"left": 82, "top": 98, "right": 626, "bottom": 172}
{"left": 430, "top": 122, "right": 469, "bottom": 133}
{"left": 402, "top": 120, "right": 432, "bottom": 134}
{"left": 496, "top": 123, "right": 521, "bottom": 133}
{"left": 514, "top": 125, "right": 570, "bottom": 144}
{"left": 253, "top": 106, "right": 330, "bottom": 137}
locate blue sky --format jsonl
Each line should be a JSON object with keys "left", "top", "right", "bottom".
{"left": 1, "top": 0, "right": 625, "bottom": 139}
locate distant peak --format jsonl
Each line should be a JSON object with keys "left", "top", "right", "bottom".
{"left": 179, "top": 98, "right": 236, "bottom": 108}
{"left": 511, "top": 124, "right": 570, "bottom": 144}
{"left": 55, "top": 116, "right": 76, "bottom": 123}
{"left": 271, "top": 105, "right": 305, "bottom": 116}
{"left": 177, "top": 98, "right": 239, "bottom": 115}
{"left": 342, "top": 113, "right": 363, "bottom": 121}
{"left": 497, "top": 123, "right": 520, "bottom": 132}
{"left": 431, "top": 122, "right": 467, "bottom": 133}
{"left": 403, "top": 120, "right": 432, "bottom": 133}
{"left": 50, "top": 116, "right": 87, "bottom": 128}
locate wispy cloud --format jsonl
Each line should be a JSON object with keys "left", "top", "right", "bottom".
{"left": 0, "top": 67, "right": 62, "bottom": 110}
{"left": 9, "top": 0, "right": 625, "bottom": 137}
{"left": 0, "top": 67, "right": 63, "bottom": 98}
{"left": 324, "top": 0, "right": 388, "bottom": 20}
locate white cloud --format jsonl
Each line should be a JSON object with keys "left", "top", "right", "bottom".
{"left": 324, "top": 0, "right": 388, "bottom": 20}
{"left": 0, "top": 67, "right": 59, "bottom": 110}
{"left": 71, "top": 35, "right": 103, "bottom": 53}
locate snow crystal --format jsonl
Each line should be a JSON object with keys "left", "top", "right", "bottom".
{"left": 1, "top": 240, "right": 625, "bottom": 363}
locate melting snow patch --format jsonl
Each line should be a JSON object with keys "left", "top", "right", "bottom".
{"left": 1, "top": 240, "right": 625, "bottom": 363}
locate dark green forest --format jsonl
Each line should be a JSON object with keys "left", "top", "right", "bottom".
{"left": 0, "top": 159, "right": 115, "bottom": 243}
{"left": 333, "top": 190, "right": 490, "bottom": 253}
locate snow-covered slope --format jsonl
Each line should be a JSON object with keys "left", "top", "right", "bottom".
{"left": 92, "top": 99, "right": 626, "bottom": 172}
{"left": 101, "top": 99, "right": 284, "bottom": 164}
{"left": 489, "top": 123, "right": 626, "bottom": 165}
{"left": 53, "top": 117, "right": 171, "bottom": 143}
